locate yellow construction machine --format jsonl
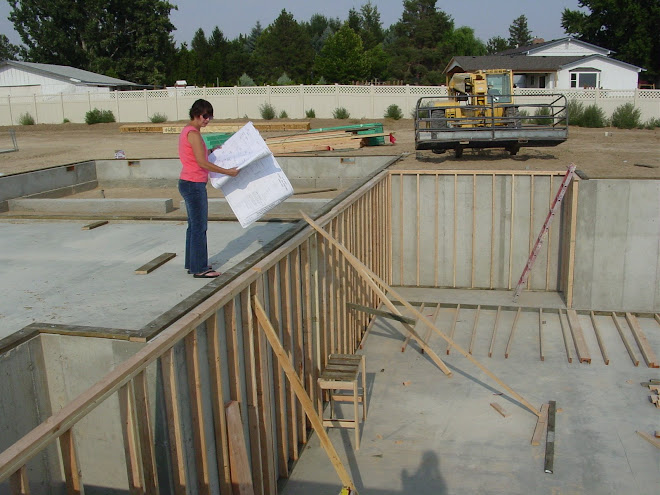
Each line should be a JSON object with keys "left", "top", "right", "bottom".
{"left": 415, "top": 69, "right": 568, "bottom": 157}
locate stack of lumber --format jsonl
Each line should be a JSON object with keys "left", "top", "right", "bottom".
{"left": 266, "top": 129, "right": 394, "bottom": 154}
{"left": 160, "top": 121, "right": 310, "bottom": 134}
{"left": 644, "top": 379, "right": 660, "bottom": 408}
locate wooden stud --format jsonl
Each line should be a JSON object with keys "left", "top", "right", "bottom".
{"left": 558, "top": 309, "right": 573, "bottom": 364}
{"left": 488, "top": 306, "right": 501, "bottom": 358}
{"left": 402, "top": 303, "right": 425, "bottom": 352}
{"left": 399, "top": 173, "right": 404, "bottom": 285}
{"left": 224, "top": 300, "right": 242, "bottom": 403}
{"left": 59, "top": 429, "right": 83, "bottom": 495}
{"left": 612, "top": 312, "right": 639, "bottom": 367}
{"left": 545, "top": 176, "right": 554, "bottom": 291}
{"left": 531, "top": 403, "right": 549, "bottom": 446}
{"left": 453, "top": 174, "right": 457, "bottom": 287}
{"left": 446, "top": 304, "right": 460, "bottom": 355}
{"left": 225, "top": 401, "right": 256, "bottom": 495}
{"left": 160, "top": 349, "right": 186, "bottom": 495}
{"left": 434, "top": 174, "right": 440, "bottom": 286}
{"left": 416, "top": 173, "right": 420, "bottom": 285}
{"left": 280, "top": 256, "right": 299, "bottom": 462}
{"left": 589, "top": 311, "right": 610, "bottom": 365}
{"left": 135, "top": 253, "right": 176, "bottom": 275}
{"left": 10, "top": 466, "right": 30, "bottom": 495}
{"left": 469, "top": 305, "right": 480, "bottom": 355}
{"left": 636, "top": 430, "right": 660, "bottom": 449}
{"left": 655, "top": 314, "right": 660, "bottom": 326}
{"left": 490, "top": 174, "right": 495, "bottom": 289}
{"left": 184, "top": 331, "right": 210, "bottom": 495}
{"left": 490, "top": 402, "right": 508, "bottom": 417}
{"left": 291, "top": 247, "right": 307, "bottom": 445}
{"left": 205, "top": 312, "right": 232, "bottom": 495}
{"left": 564, "top": 181, "right": 579, "bottom": 307}
{"left": 252, "top": 298, "right": 356, "bottom": 492}
{"left": 528, "top": 176, "right": 534, "bottom": 289}
{"left": 505, "top": 307, "right": 522, "bottom": 359}
{"left": 118, "top": 383, "right": 143, "bottom": 495}
{"left": 625, "top": 312, "right": 659, "bottom": 368}
{"left": 471, "top": 174, "right": 476, "bottom": 288}
{"left": 539, "top": 308, "right": 545, "bottom": 362}
{"left": 132, "top": 371, "right": 158, "bottom": 495}
{"left": 508, "top": 174, "right": 515, "bottom": 290}
{"left": 421, "top": 303, "right": 442, "bottom": 352}
{"left": 81, "top": 220, "right": 108, "bottom": 230}
{"left": 566, "top": 309, "right": 591, "bottom": 364}
{"left": 302, "top": 213, "right": 541, "bottom": 418}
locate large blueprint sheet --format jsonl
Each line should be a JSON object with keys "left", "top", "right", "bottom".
{"left": 209, "top": 122, "right": 293, "bottom": 228}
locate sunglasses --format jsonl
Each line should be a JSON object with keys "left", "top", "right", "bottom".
{"left": 202, "top": 113, "right": 213, "bottom": 120}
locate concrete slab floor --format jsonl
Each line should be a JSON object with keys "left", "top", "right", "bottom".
{"left": 281, "top": 289, "right": 660, "bottom": 495}
{"left": 0, "top": 218, "right": 294, "bottom": 340}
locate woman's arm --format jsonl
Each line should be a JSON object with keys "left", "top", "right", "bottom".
{"left": 188, "top": 130, "right": 239, "bottom": 176}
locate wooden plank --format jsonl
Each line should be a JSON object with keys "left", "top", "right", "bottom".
{"left": 490, "top": 402, "right": 508, "bottom": 417}
{"left": 469, "top": 305, "right": 481, "bottom": 355}
{"left": 225, "top": 401, "right": 256, "bottom": 495}
{"left": 531, "top": 403, "right": 549, "bottom": 446}
{"left": 612, "top": 312, "right": 640, "bottom": 367}
{"left": 118, "top": 383, "right": 143, "bottom": 495}
{"left": 160, "top": 349, "right": 186, "bottom": 495}
{"left": 10, "top": 466, "right": 30, "bottom": 495}
{"left": 135, "top": 253, "right": 176, "bottom": 275}
{"left": 488, "top": 306, "right": 501, "bottom": 358}
{"left": 401, "top": 303, "right": 425, "bottom": 352}
{"left": 505, "top": 307, "right": 522, "bottom": 359}
{"left": 252, "top": 298, "right": 356, "bottom": 491}
{"left": 625, "top": 312, "right": 659, "bottom": 368}
{"left": 185, "top": 331, "right": 211, "bottom": 495}
{"left": 564, "top": 181, "right": 579, "bottom": 307}
{"left": 655, "top": 313, "right": 660, "bottom": 326}
{"left": 558, "top": 309, "right": 573, "bottom": 364}
{"left": 346, "top": 302, "right": 416, "bottom": 325}
{"left": 303, "top": 213, "right": 541, "bottom": 418}
{"left": 421, "top": 303, "right": 442, "bottom": 352}
{"left": 446, "top": 304, "right": 460, "bottom": 355}
{"left": 544, "top": 401, "right": 557, "bottom": 473}
{"left": 59, "top": 430, "right": 83, "bottom": 495}
{"left": 566, "top": 309, "right": 592, "bottom": 364}
{"left": 291, "top": 247, "right": 307, "bottom": 445}
{"left": 224, "top": 300, "right": 242, "bottom": 402}
{"left": 81, "top": 220, "right": 108, "bottom": 230}
{"left": 132, "top": 371, "right": 159, "bottom": 495}
{"left": 635, "top": 430, "right": 660, "bottom": 449}
{"left": 590, "top": 311, "right": 610, "bottom": 365}
{"left": 206, "top": 312, "right": 233, "bottom": 495}
{"left": 539, "top": 309, "right": 545, "bottom": 362}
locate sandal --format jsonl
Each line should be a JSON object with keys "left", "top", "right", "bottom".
{"left": 193, "top": 269, "right": 221, "bottom": 278}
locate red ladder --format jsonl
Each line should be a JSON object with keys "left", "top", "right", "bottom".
{"left": 513, "top": 164, "right": 577, "bottom": 301}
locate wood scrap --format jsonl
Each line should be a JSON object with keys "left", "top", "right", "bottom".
{"left": 625, "top": 312, "right": 659, "bottom": 368}
{"left": 636, "top": 430, "right": 660, "bottom": 449}
{"left": 531, "top": 404, "right": 550, "bottom": 446}
{"left": 544, "top": 401, "right": 557, "bottom": 474}
{"left": 135, "top": 253, "right": 176, "bottom": 275}
{"left": 566, "top": 309, "right": 591, "bottom": 364}
{"left": 490, "top": 402, "right": 508, "bottom": 417}
{"left": 82, "top": 220, "right": 108, "bottom": 230}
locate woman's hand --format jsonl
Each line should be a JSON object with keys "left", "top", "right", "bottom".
{"left": 223, "top": 167, "right": 239, "bottom": 177}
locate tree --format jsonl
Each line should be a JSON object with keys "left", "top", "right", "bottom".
{"left": 562, "top": 0, "right": 660, "bottom": 84}
{"left": 314, "top": 24, "right": 369, "bottom": 83}
{"left": 358, "top": 1, "right": 385, "bottom": 51}
{"left": 486, "top": 36, "right": 511, "bottom": 54}
{"left": 386, "top": 0, "right": 454, "bottom": 84}
{"left": 245, "top": 21, "right": 263, "bottom": 53}
{"left": 508, "top": 15, "right": 533, "bottom": 48}
{"left": 0, "top": 34, "right": 19, "bottom": 60}
{"left": 304, "top": 14, "right": 341, "bottom": 53}
{"left": 446, "top": 27, "right": 486, "bottom": 56}
{"left": 253, "top": 9, "right": 314, "bottom": 83}
{"left": 8, "top": 0, "right": 177, "bottom": 86}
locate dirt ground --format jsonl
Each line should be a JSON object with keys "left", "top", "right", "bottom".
{"left": 0, "top": 118, "right": 658, "bottom": 179}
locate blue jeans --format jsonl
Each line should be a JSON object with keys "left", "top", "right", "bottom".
{"left": 178, "top": 180, "right": 210, "bottom": 274}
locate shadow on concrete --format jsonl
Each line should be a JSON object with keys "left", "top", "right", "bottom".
{"left": 208, "top": 223, "right": 286, "bottom": 268}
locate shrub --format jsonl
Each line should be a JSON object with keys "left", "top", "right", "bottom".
{"left": 611, "top": 102, "right": 641, "bottom": 129}
{"left": 643, "top": 117, "right": 660, "bottom": 129}
{"left": 276, "top": 72, "right": 293, "bottom": 85}
{"left": 278, "top": 110, "right": 288, "bottom": 118}
{"left": 19, "top": 112, "right": 35, "bottom": 125}
{"left": 316, "top": 76, "right": 327, "bottom": 85}
{"left": 580, "top": 104, "right": 607, "bottom": 128}
{"left": 85, "top": 108, "right": 115, "bottom": 124}
{"left": 333, "top": 107, "right": 350, "bottom": 119}
{"left": 384, "top": 104, "right": 403, "bottom": 120}
{"left": 259, "top": 102, "right": 276, "bottom": 120}
{"left": 150, "top": 112, "right": 167, "bottom": 123}
{"left": 532, "top": 106, "right": 552, "bottom": 125}
{"left": 305, "top": 108, "right": 316, "bottom": 118}
{"left": 566, "top": 100, "right": 584, "bottom": 126}
{"left": 238, "top": 73, "right": 256, "bottom": 86}
{"left": 63, "top": 118, "right": 71, "bottom": 123}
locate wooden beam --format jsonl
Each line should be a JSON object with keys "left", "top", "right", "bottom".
{"left": 160, "top": 349, "right": 186, "bottom": 495}
{"left": 401, "top": 303, "right": 424, "bottom": 352}
{"left": 636, "top": 430, "right": 660, "bottom": 449}
{"left": 132, "top": 371, "right": 159, "bottom": 495}
{"left": 612, "top": 312, "right": 639, "bottom": 367}
{"left": 625, "top": 312, "right": 659, "bottom": 368}
{"left": 469, "top": 305, "right": 481, "bottom": 355}
{"left": 421, "top": 303, "right": 442, "bottom": 352}
{"left": 488, "top": 307, "right": 501, "bottom": 358}
{"left": 302, "top": 212, "right": 541, "bottom": 418}
{"left": 10, "top": 466, "right": 30, "bottom": 495}
{"left": 558, "top": 309, "right": 573, "bottom": 364}
{"left": 81, "top": 220, "right": 108, "bottom": 230}
{"left": 225, "top": 401, "right": 256, "bottom": 495}
{"left": 252, "top": 298, "right": 356, "bottom": 492}
{"left": 531, "top": 403, "right": 549, "bottom": 446}
{"left": 589, "top": 311, "right": 609, "bottom": 365}
{"left": 544, "top": 401, "right": 557, "bottom": 473}
{"left": 446, "top": 304, "right": 460, "bottom": 355}
{"left": 539, "top": 309, "right": 545, "bottom": 362}
{"left": 59, "top": 430, "right": 83, "bottom": 495}
{"left": 505, "top": 307, "right": 522, "bottom": 359}
{"left": 566, "top": 310, "right": 591, "bottom": 364}
{"left": 490, "top": 402, "right": 508, "bottom": 417}
{"left": 135, "top": 253, "right": 176, "bottom": 275}
{"left": 347, "top": 302, "right": 416, "bottom": 325}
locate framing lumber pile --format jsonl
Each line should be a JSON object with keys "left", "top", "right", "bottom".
{"left": 265, "top": 130, "right": 394, "bottom": 153}
{"left": 160, "top": 122, "right": 311, "bottom": 134}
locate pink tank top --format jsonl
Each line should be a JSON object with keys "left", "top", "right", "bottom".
{"left": 179, "top": 125, "right": 209, "bottom": 182}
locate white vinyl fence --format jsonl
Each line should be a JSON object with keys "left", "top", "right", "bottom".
{"left": 0, "top": 85, "right": 658, "bottom": 125}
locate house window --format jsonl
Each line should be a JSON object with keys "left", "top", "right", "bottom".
{"left": 570, "top": 72, "right": 599, "bottom": 88}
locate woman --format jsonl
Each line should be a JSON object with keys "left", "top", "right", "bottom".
{"left": 178, "top": 99, "right": 238, "bottom": 278}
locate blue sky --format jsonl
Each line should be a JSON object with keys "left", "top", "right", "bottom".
{"left": 1, "top": 0, "right": 584, "bottom": 47}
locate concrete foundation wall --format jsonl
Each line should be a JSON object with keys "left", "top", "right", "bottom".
{"left": 572, "top": 179, "right": 660, "bottom": 311}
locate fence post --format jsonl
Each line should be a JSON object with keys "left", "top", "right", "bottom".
{"left": 8, "top": 95, "right": 13, "bottom": 125}
{"left": 175, "top": 88, "right": 179, "bottom": 121}
{"left": 300, "top": 84, "right": 305, "bottom": 119}
{"left": 115, "top": 90, "right": 120, "bottom": 123}
{"left": 60, "top": 93, "right": 65, "bottom": 122}
{"left": 144, "top": 89, "right": 148, "bottom": 120}
{"left": 370, "top": 85, "right": 375, "bottom": 119}
{"left": 234, "top": 86, "right": 239, "bottom": 119}
{"left": 33, "top": 94, "right": 39, "bottom": 124}
{"left": 88, "top": 91, "right": 92, "bottom": 113}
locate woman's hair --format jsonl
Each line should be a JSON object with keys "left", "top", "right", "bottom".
{"left": 189, "top": 99, "right": 214, "bottom": 119}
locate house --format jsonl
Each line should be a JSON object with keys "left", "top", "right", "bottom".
{"left": 445, "top": 37, "right": 644, "bottom": 90}
{"left": 0, "top": 60, "right": 141, "bottom": 97}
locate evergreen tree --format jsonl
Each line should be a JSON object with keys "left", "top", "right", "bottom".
{"left": 508, "top": 15, "right": 533, "bottom": 48}
{"left": 358, "top": 1, "right": 385, "bottom": 51}
{"left": 562, "top": 0, "right": 660, "bottom": 84}
{"left": 0, "top": 34, "right": 19, "bottom": 60}
{"left": 314, "top": 24, "right": 369, "bottom": 83}
{"left": 304, "top": 14, "right": 341, "bottom": 53}
{"left": 486, "top": 36, "right": 511, "bottom": 54}
{"left": 8, "top": 0, "right": 177, "bottom": 85}
{"left": 245, "top": 21, "right": 263, "bottom": 53}
{"left": 446, "top": 27, "right": 486, "bottom": 56}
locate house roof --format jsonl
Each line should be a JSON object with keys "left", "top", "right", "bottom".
{"left": 0, "top": 60, "right": 140, "bottom": 87}
{"left": 446, "top": 54, "right": 644, "bottom": 74}
{"left": 496, "top": 37, "right": 613, "bottom": 56}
